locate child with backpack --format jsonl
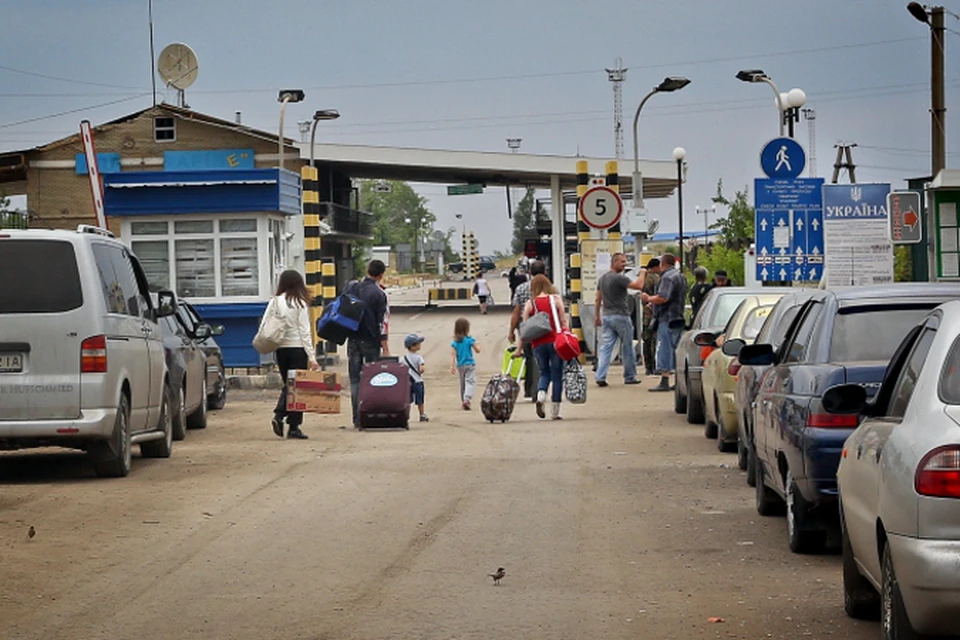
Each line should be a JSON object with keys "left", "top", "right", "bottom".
{"left": 450, "top": 317, "right": 480, "bottom": 410}
{"left": 404, "top": 333, "right": 429, "bottom": 422}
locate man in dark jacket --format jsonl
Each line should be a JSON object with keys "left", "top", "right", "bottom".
{"left": 347, "top": 259, "right": 390, "bottom": 426}
{"left": 688, "top": 266, "right": 714, "bottom": 322}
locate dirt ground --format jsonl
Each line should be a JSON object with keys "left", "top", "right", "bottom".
{"left": 0, "top": 287, "right": 880, "bottom": 639}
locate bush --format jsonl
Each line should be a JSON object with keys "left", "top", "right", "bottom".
{"left": 695, "top": 244, "right": 745, "bottom": 286}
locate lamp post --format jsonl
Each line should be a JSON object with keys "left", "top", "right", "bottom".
{"left": 277, "top": 89, "right": 305, "bottom": 171}
{"left": 907, "top": 2, "right": 947, "bottom": 177}
{"left": 308, "top": 109, "right": 341, "bottom": 168}
{"left": 673, "top": 147, "right": 686, "bottom": 272}
{"left": 631, "top": 76, "right": 691, "bottom": 210}
{"left": 735, "top": 70, "right": 786, "bottom": 136}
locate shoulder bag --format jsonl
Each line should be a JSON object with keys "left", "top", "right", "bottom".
{"left": 253, "top": 298, "right": 288, "bottom": 354}
{"left": 518, "top": 299, "right": 553, "bottom": 343}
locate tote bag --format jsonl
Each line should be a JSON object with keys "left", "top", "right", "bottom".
{"left": 253, "top": 298, "right": 288, "bottom": 355}
{"left": 519, "top": 309, "right": 553, "bottom": 343}
{"left": 549, "top": 295, "right": 581, "bottom": 361}
{"left": 564, "top": 359, "right": 588, "bottom": 404}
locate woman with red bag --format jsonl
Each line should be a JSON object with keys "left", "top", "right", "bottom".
{"left": 519, "top": 274, "right": 568, "bottom": 420}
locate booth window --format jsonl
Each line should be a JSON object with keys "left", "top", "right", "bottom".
{"left": 154, "top": 117, "right": 176, "bottom": 142}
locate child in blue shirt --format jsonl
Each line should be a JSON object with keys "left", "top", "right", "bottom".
{"left": 449, "top": 317, "right": 480, "bottom": 410}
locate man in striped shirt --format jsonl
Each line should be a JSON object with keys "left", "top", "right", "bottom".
{"left": 508, "top": 259, "right": 545, "bottom": 400}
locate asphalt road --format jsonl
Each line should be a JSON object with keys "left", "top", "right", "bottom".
{"left": 0, "top": 300, "right": 879, "bottom": 640}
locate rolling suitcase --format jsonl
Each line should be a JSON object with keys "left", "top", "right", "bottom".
{"left": 358, "top": 358, "right": 411, "bottom": 429}
{"left": 481, "top": 355, "right": 526, "bottom": 423}
{"left": 501, "top": 346, "right": 526, "bottom": 380}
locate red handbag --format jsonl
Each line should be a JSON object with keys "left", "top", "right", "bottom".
{"left": 549, "top": 296, "right": 581, "bottom": 361}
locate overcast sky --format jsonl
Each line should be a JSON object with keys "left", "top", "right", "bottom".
{"left": 2, "top": 0, "right": 959, "bottom": 253}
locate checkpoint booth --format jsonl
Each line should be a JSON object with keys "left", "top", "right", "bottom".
{"left": 104, "top": 167, "right": 303, "bottom": 367}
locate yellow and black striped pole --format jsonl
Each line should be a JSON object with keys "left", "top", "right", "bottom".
{"left": 301, "top": 165, "right": 322, "bottom": 356}
{"left": 573, "top": 160, "right": 590, "bottom": 363}
{"left": 576, "top": 160, "right": 591, "bottom": 242}
{"left": 605, "top": 161, "right": 621, "bottom": 241}
{"left": 321, "top": 258, "right": 337, "bottom": 358}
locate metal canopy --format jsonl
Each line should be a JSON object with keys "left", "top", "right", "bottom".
{"left": 298, "top": 142, "right": 679, "bottom": 198}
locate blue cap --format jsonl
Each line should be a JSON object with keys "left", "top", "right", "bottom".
{"left": 404, "top": 334, "right": 425, "bottom": 349}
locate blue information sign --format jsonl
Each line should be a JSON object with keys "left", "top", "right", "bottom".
{"left": 760, "top": 137, "right": 806, "bottom": 179}
{"left": 754, "top": 178, "right": 825, "bottom": 282}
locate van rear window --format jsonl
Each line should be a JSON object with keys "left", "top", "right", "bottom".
{"left": 0, "top": 240, "right": 83, "bottom": 313}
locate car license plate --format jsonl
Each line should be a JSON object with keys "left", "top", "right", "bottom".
{"left": 0, "top": 353, "right": 24, "bottom": 373}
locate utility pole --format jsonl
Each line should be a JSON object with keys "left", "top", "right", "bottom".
{"left": 831, "top": 143, "right": 858, "bottom": 184}
{"left": 932, "top": 6, "right": 946, "bottom": 177}
{"left": 505, "top": 138, "right": 521, "bottom": 220}
{"left": 802, "top": 108, "right": 817, "bottom": 177}
{"left": 606, "top": 58, "right": 628, "bottom": 159}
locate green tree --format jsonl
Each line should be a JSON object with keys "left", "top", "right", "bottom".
{"left": 511, "top": 187, "right": 537, "bottom": 255}
{"left": 709, "top": 180, "right": 754, "bottom": 250}
{"left": 698, "top": 244, "right": 746, "bottom": 287}
{"left": 356, "top": 180, "right": 436, "bottom": 272}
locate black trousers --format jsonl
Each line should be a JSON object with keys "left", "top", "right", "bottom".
{"left": 274, "top": 347, "right": 308, "bottom": 428}
{"left": 523, "top": 341, "right": 538, "bottom": 399}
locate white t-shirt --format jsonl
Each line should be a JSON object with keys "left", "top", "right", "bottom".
{"left": 404, "top": 351, "right": 424, "bottom": 383}
{"left": 475, "top": 278, "right": 490, "bottom": 297}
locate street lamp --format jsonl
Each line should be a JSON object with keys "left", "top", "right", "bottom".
{"left": 277, "top": 89, "right": 305, "bottom": 171}
{"left": 907, "top": 2, "right": 946, "bottom": 177}
{"left": 631, "top": 76, "right": 691, "bottom": 209}
{"left": 308, "top": 109, "right": 341, "bottom": 169}
{"left": 672, "top": 147, "right": 686, "bottom": 272}
{"left": 455, "top": 213, "right": 465, "bottom": 235}
{"left": 736, "top": 70, "right": 787, "bottom": 136}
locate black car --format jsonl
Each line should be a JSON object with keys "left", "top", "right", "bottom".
{"left": 157, "top": 309, "right": 208, "bottom": 440}
{"left": 175, "top": 301, "right": 227, "bottom": 410}
{"left": 740, "top": 284, "right": 960, "bottom": 554}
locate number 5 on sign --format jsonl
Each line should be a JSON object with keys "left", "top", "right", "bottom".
{"left": 579, "top": 186, "right": 623, "bottom": 230}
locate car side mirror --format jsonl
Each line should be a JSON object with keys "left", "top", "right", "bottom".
{"left": 721, "top": 338, "right": 746, "bottom": 357}
{"left": 194, "top": 324, "right": 212, "bottom": 340}
{"left": 693, "top": 331, "right": 718, "bottom": 347}
{"left": 156, "top": 290, "right": 177, "bottom": 318}
{"left": 822, "top": 384, "right": 868, "bottom": 415}
{"left": 737, "top": 343, "right": 775, "bottom": 366}
{"left": 211, "top": 324, "right": 225, "bottom": 336}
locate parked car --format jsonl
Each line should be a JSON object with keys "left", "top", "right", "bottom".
{"left": 732, "top": 290, "right": 814, "bottom": 485}
{"left": 697, "top": 293, "right": 786, "bottom": 451}
{"left": 675, "top": 286, "right": 789, "bottom": 424}
{"left": 739, "top": 283, "right": 960, "bottom": 554}
{"left": 155, "top": 295, "right": 208, "bottom": 439}
{"left": 0, "top": 226, "right": 177, "bottom": 477}
{"left": 175, "top": 301, "right": 227, "bottom": 410}
{"left": 825, "top": 301, "right": 960, "bottom": 638}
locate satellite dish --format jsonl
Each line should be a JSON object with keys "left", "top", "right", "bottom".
{"left": 157, "top": 43, "right": 199, "bottom": 90}
{"left": 432, "top": 230, "right": 446, "bottom": 241}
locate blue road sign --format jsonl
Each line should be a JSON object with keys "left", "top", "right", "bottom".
{"left": 760, "top": 137, "right": 806, "bottom": 179}
{"left": 755, "top": 178, "right": 825, "bottom": 282}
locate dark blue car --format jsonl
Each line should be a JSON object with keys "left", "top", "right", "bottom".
{"left": 738, "top": 284, "right": 960, "bottom": 554}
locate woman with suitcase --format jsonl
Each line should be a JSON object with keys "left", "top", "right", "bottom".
{"left": 519, "top": 275, "right": 566, "bottom": 420}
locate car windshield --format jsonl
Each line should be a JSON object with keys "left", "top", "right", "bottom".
{"left": 706, "top": 293, "right": 751, "bottom": 328}
{"left": 0, "top": 240, "right": 83, "bottom": 313}
{"left": 830, "top": 307, "right": 934, "bottom": 362}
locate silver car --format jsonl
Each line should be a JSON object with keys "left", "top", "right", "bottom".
{"left": 824, "top": 301, "right": 960, "bottom": 638}
{"left": 0, "top": 226, "right": 176, "bottom": 477}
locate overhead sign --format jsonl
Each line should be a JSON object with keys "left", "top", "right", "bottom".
{"left": 887, "top": 191, "right": 922, "bottom": 245}
{"left": 760, "top": 137, "right": 806, "bottom": 179}
{"left": 822, "top": 183, "right": 893, "bottom": 287}
{"left": 79, "top": 120, "right": 107, "bottom": 229}
{"left": 447, "top": 183, "right": 484, "bottom": 196}
{"left": 578, "top": 186, "right": 623, "bottom": 230}
{"left": 754, "top": 178, "right": 824, "bottom": 282}
{"left": 579, "top": 239, "right": 624, "bottom": 302}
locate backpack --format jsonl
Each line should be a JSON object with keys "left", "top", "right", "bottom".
{"left": 316, "top": 281, "right": 367, "bottom": 345}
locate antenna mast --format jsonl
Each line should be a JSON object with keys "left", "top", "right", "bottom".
{"left": 802, "top": 108, "right": 816, "bottom": 177}
{"left": 606, "top": 58, "right": 628, "bottom": 159}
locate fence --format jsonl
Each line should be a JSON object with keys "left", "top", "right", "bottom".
{"left": 0, "top": 211, "right": 28, "bottom": 229}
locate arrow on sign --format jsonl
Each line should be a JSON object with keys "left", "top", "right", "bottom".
{"left": 760, "top": 218, "right": 768, "bottom": 231}
{"left": 904, "top": 208, "right": 919, "bottom": 230}
{"left": 760, "top": 247, "right": 768, "bottom": 256}
{"left": 761, "top": 267, "right": 769, "bottom": 279}
{"left": 811, "top": 218, "right": 820, "bottom": 231}
{"left": 811, "top": 246, "right": 820, "bottom": 255}
{"left": 779, "top": 268, "right": 788, "bottom": 280}
{"left": 809, "top": 267, "right": 817, "bottom": 280}
{"left": 796, "top": 247, "right": 804, "bottom": 256}
{"left": 796, "top": 218, "right": 804, "bottom": 231}
{"left": 777, "top": 218, "right": 786, "bottom": 227}
{"left": 779, "top": 247, "right": 787, "bottom": 256}
{"left": 795, "top": 268, "right": 803, "bottom": 280}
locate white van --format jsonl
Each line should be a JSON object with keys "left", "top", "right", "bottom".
{"left": 0, "top": 226, "right": 176, "bottom": 477}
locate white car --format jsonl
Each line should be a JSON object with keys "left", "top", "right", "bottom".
{"left": 824, "top": 300, "right": 960, "bottom": 638}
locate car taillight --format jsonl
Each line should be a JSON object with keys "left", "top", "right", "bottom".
{"left": 806, "top": 412, "right": 859, "bottom": 428}
{"left": 728, "top": 360, "right": 742, "bottom": 377}
{"left": 81, "top": 335, "right": 107, "bottom": 373}
{"left": 700, "top": 346, "right": 714, "bottom": 362}
{"left": 916, "top": 446, "right": 960, "bottom": 498}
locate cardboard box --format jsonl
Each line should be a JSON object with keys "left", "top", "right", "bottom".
{"left": 286, "top": 370, "right": 342, "bottom": 414}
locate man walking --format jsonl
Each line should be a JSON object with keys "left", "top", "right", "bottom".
{"left": 594, "top": 253, "right": 647, "bottom": 387}
{"left": 642, "top": 254, "right": 687, "bottom": 393}
{"left": 689, "top": 266, "right": 713, "bottom": 322}
{"left": 347, "top": 259, "right": 390, "bottom": 426}
{"left": 508, "top": 259, "right": 544, "bottom": 400}
{"left": 640, "top": 258, "right": 662, "bottom": 376}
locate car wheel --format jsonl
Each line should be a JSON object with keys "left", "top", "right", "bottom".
{"left": 208, "top": 368, "right": 227, "bottom": 410}
{"left": 787, "top": 470, "right": 826, "bottom": 553}
{"left": 881, "top": 543, "right": 922, "bottom": 640}
{"left": 755, "top": 459, "right": 785, "bottom": 516}
{"left": 187, "top": 378, "right": 208, "bottom": 429}
{"left": 686, "top": 374, "right": 705, "bottom": 424}
{"left": 841, "top": 505, "right": 880, "bottom": 620}
{"left": 141, "top": 384, "right": 173, "bottom": 459}
{"left": 673, "top": 372, "right": 687, "bottom": 414}
{"left": 91, "top": 393, "right": 133, "bottom": 478}
{"left": 171, "top": 381, "right": 187, "bottom": 441}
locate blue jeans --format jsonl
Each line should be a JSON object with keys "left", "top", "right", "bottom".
{"left": 533, "top": 343, "right": 563, "bottom": 403}
{"left": 594, "top": 314, "right": 638, "bottom": 383}
{"left": 655, "top": 320, "right": 684, "bottom": 375}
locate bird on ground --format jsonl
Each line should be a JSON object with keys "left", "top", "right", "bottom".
{"left": 27, "top": 526, "right": 36, "bottom": 540}
{"left": 489, "top": 567, "right": 505, "bottom": 585}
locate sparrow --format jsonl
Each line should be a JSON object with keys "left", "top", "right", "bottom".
{"left": 489, "top": 567, "right": 505, "bottom": 585}
{"left": 27, "top": 526, "right": 36, "bottom": 540}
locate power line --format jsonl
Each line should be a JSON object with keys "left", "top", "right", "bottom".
{"left": 0, "top": 64, "right": 145, "bottom": 90}
{"left": 0, "top": 93, "right": 151, "bottom": 130}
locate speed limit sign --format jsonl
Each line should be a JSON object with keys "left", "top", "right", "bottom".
{"left": 578, "top": 186, "right": 623, "bottom": 230}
